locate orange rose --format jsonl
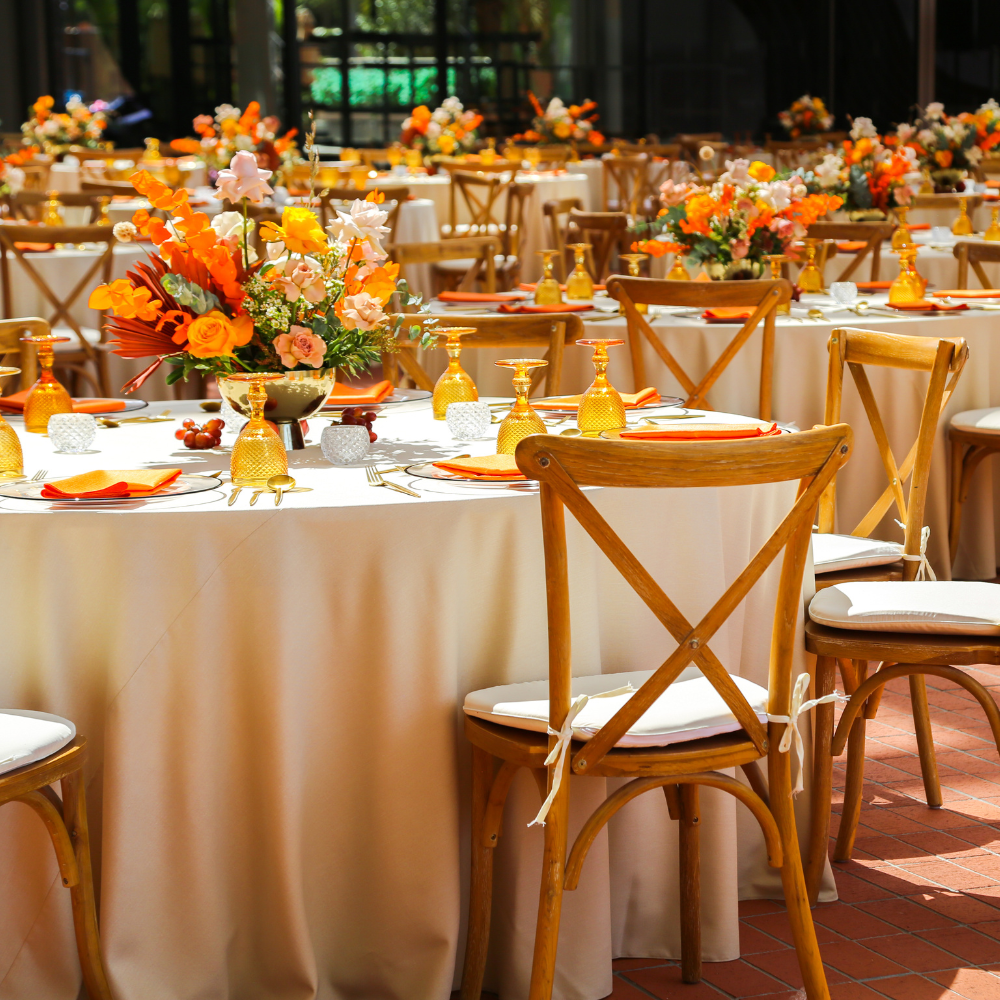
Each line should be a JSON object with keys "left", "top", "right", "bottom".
{"left": 934, "top": 149, "right": 953, "bottom": 168}
{"left": 185, "top": 310, "right": 253, "bottom": 358}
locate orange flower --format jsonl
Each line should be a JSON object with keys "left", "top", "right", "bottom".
{"left": 748, "top": 161, "right": 776, "bottom": 182}
{"left": 171, "top": 138, "right": 203, "bottom": 155}
{"left": 589, "top": 130, "right": 605, "bottom": 146}
{"left": 238, "top": 102, "right": 261, "bottom": 133}
{"left": 88, "top": 279, "right": 162, "bottom": 321}
{"left": 185, "top": 310, "right": 253, "bottom": 358}
{"left": 366, "top": 189, "right": 385, "bottom": 204}
{"left": 934, "top": 149, "right": 953, "bottom": 168}
{"left": 360, "top": 262, "right": 400, "bottom": 305}
{"left": 631, "top": 239, "right": 673, "bottom": 258}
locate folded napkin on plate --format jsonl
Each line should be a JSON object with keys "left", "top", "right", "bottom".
{"left": 13, "top": 242, "right": 55, "bottom": 252}
{"left": 497, "top": 302, "right": 594, "bottom": 314}
{"left": 854, "top": 281, "right": 892, "bottom": 290}
{"left": 518, "top": 282, "right": 607, "bottom": 293}
{"left": 437, "top": 291, "right": 528, "bottom": 303}
{"left": 906, "top": 222, "right": 932, "bottom": 230}
{"left": 702, "top": 307, "right": 754, "bottom": 322}
{"left": 932, "top": 289, "right": 1000, "bottom": 299}
{"left": 836, "top": 241, "right": 869, "bottom": 252}
{"left": 41, "top": 468, "right": 182, "bottom": 500}
{"left": 0, "top": 392, "right": 127, "bottom": 414}
{"left": 325, "top": 380, "right": 393, "bottom": 406}
{"left": 536, "top": 387, "right": 661, "bottom": 411}
{"left": 432, "top": 454, "right": 527, "bottom": 481}
{"left": 619, "top": 423, "right": 781, "bottom": 441}
{"left": 887, "top": 300, "right": 968, "bottom": 312}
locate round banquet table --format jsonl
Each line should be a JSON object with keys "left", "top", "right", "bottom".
{"left": 0, "top": 399, "right": 831, "bottom": 1000}
{"left": 425, "top": 294, "right": 1000, "bottom": 580}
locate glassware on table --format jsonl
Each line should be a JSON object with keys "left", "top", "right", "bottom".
{"left": 986, "top": 207, "right": 1000, "bottom": 242}
{"left": 405, "top": 149, "right": 423, "bottom": 171}
{"left": 952, "top": 196, "right": 974, "bottom": 236}
{"left": 577, "top": 339, "right": 626, "bottom": 434}
{"left": 667, "top": 249, "right": 691, "bottom": 281}
{"left": 0, "top": 367, "right": 23, "bottom": 478}
{"left": 445, "top": 401, "right": 492, "bottom": 440}
{"left": 320, "top": 424, "right": 370, "bottom": 465}
{"left": 47, "top": 413, "right": 97, "bottom": 454}
{"left": 226, "top": 372, "right": 289, "bottom": 484}
{"left": 534, "top": 250, "right": 564, "bottom": 305}
{"left": 795, "top": 238, "right": 825, "bottom": 293}
{"left": 21, "top": 333, "right": 73, "bottom": 433}
{"left": 386, "top": 146, "right": 403, "bottom": 169}
{"left": 339, "top": 147, "right": 359, "bottom": 165}
{"left": 42, "top": 190, "right": 64, "bottom": 227}
{"left": 931, "top": 226, "right": 952, "bottom": 243}
{"left": 892, "top": 206, "right": 911, "bottom": 250}
{"left": 432, "top": 327, "right": 479, "bottom": 419}
{"left": 495, "top": 358, "right": 548, "bottom": 454}
{"left": 620, "top": 253, "right": 649, "bottom": 312}
{"left": 919, "top": 168, "right": 934, "bottom": 194}
{"left": 762, "top": 254, "right": 790, "bottom": 313}
{"left": 565, "top": 243, "right": 594, "bottom": 300}
{"left": 830, "top": 281, "right": 859, "bottom": 307}
{"left": 219, "top": 397, "right": 249, "bottom": 435}
{"left": 888, "top": 245, "right": 924, "bottom": 304}
{"left": 523, "top": 147, "right": 541, "bottom": 171}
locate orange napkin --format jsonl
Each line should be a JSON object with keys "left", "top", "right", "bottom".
{"left": 932, "top": 289, "right": 1000, "bottom": 298}
{"left": 702, "top": 307, "right": 754, "bottom": 322}
{"left": 887, "top": 300, "right": 968, "bottom": 312}
{"left": 13, "top": 242, "right": 54, "bottom": 252}
{"left": 519, "top": 282, "right": 607, "bottom": 293}
{"left": 0, "top": 392, "right": 127, "bottom": 414}
{"left": 987, "top": 181, "right": 1000, "bottom": 189}
{"left": 432, "top": 454, "right": 527, "bottom": 481}
{"left": 437, "top": 291, "right": 528, "bottom": 303}
{"left": 836, "top": 241, "right": 868, "bottom": 252}
{"left": 325, "top": 380, "right": 394, "bottom": 406}
{"left": 497, "top": 303, "right": 594, "bottom": 314}
{"left": 619, "top": 423, "right": 781, "bottom": 441}
{"left": 906, "top": 222, "right": 932, "bottom": 230}
{"left": 536, "top": 387, "right": 662, "bottom": 411}
{"left": 855, "top": 281, "right": 892, "bottom": 290}
{"left": 41, "top": 468, "right": 182, "bottom": 500}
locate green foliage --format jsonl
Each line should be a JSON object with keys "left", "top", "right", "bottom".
{"left": 311, "top": 66, "right": 458, "bottom": 108}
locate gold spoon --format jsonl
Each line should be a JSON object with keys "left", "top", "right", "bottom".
{"left": 267, "top": 473, "right": 295, "bottom": 506}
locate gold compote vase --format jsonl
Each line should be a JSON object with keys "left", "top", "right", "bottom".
{"left": 577, "top": 339, "right": 626, "bottom": 435}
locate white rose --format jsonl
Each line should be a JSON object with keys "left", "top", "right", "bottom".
{"left": 234, "top": 134, "right": 255, "bottom": 151}
{"left": 925, "top": 102, "right": 945, "bottom": 120}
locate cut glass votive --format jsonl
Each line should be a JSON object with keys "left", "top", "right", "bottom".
{"left": 47, "top": 413, "right": 96, "bottom": 454}
{"left": 446, "top": 401, "right": 492, "bottom": 440}
{"left": 321, "top": 424, "right": 370, "bottom": 465}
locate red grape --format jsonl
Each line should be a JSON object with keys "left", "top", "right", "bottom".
{"left": 194, "top": 432, "right": 211, "bottom": 448}
{"left": 183, "top": 431, "right": 197, "bottom": 447}
{"left": 174, "top": 428, "right": 186, "bottom": 440}
{"left": 369, "top": 430, "right": 377, "bottom": 442}
{"left": 183, "top": 419, "right": 195, "bottom": 428}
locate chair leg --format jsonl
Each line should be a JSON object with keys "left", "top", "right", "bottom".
{"left": 806, "top": 655, "right": 836, "bottom": 904}
{"left": 833, "top": 710, "right": 867, "bottom": 862}
{"left": 678, "top": 784, "right": 701, "bottom": 984}
{"left": 462, "top": 746, "right": 495, "bottom": 1000}
{"left": 61, "top": 768, "right": 113, "bottom": 1000}
{"left": 949, "top": 437, "right": 966, "bottom": 566}
{"left": 910, "top": 673, "right": 942, "bottom": 808}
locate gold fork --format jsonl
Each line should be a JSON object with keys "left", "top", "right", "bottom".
{"left": 365, "top": 466, "right": 420, "bottom": 497}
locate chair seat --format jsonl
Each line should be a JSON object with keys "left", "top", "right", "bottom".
{"left": 433, "top": 255, "right": 518, "bottom": 272}
{"left": 951, "top": 408, "right": 1000, "bottom": 434}
{"left": 464, "top": 667, "right": 768, "bottom": 748}
{"left": 52, "top": 326, "right": 101, "bottom": 350}
{"left": 809, "top": 581, "right": 1000, "bottom": 635}
{"left": 0, "top": 710, "right": 75, "bottom": 776}
{"left": 812, "top": 533, "right": 902, "bottom": 573}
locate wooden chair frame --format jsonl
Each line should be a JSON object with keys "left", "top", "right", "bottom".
{"left": 565, "top": 209, "right": 629, "bottom": 283}
{"left": 542, "top": 197, "right": 585, "bottom": 282}
{"left": 447, "top": 170, "right": 513, "bottom": 239}
{"left": 804, "top": 332, "right": 979, "bottom": 905}
{"left": 80, "top": 178, "right": 139, "bottom": 194}
{"left": 805, "top": 222, "right": 896, "bottom": 283}
{"left": 601, "top": 155, "right": 647, "bottom": 214}
{"left": 461, "top": 426, "right": 852, "bottom": 1000}
{"left": 0, "top": 317, "right": 43, "bottom": 388}
{"left": 949, "top": 424, "right": 1000, "bottom": 565}
{"left": 607, "top": 276, "right": 793, "bottom": 421}
{"left": 953, "top": 240, "right": 1000, "bottom": 290}
{"left": 912, "top": 193, "right": 983, "bottom": 214}
{"left": 388, "top": 236, "right": 498, "bottom": 295}
{"left": 6, "top": 191, "right": 111, "bottom": 223}
{"left": 0, "top": 225, "right": 116, "bottom": 395}
{"left": 386, "top": 312, "right": 586, "bottom": 396}
{"left": 0, "top": 737, "right": 112, "bottom": 999}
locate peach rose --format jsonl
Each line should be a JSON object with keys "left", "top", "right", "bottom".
{"left": 335, "top": 291, "right": 388, "bottom": 331}
{"left": 186, "top": 310, "right": 253, "bottom": 358}
{"left": 273, "top": 325, "right": 327, "bottom": 369}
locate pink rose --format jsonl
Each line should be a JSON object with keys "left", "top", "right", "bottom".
{"left": 894, "top": 184, "right": 913, "bottom": 207}
{"left": 215, "top": 150, "right": 273, "bottom": 204}
{"left": 272, "top": 259, "right": 326, "bottom": 303}
{"left": 732, "top": 238, "right": 749, "bottom": 259}
{"left": 336, "top": 292, "right": 388, "bottom": 332}
{"left": 273, "top": 325, "right": 327, "bottom": 369}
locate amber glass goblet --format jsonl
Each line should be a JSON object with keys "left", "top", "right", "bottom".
{"left": 565, "top": 243, "right": 594, "bottom": 300}
{"left": 0, "top": 367, "right": 23, "bottom": 478}
{"left": 888, "top": 245, "right": 923, "bottom": 305}
{"left": 795, "top": 238, "right": 824, "bottom": 293}
{"left": 21, "top": 334, "right": 73, "bottom": 433}
{"left": 986, "top": 207, "right": 1000, "bottom": 242}
{"left": 762, "top": 253, "right": 791, "bottom": 314}
{"left": 952, "top": 197, "right": 974, "bottom": 237}
{"left": 534, "top": 251, "right": 563, "bottom": 305}
{"left": 523, "top": 146, "right": 542, "bottom": 171}
{"left": 620, "top": 253, "right": 649, "bottom": 312}
{"left": 892, "top": 206, "right": 911, "bottom": 249}
{"left": 667, "top": 250, "right": 691, "bottom": 280}
{"left": 495, "top": 358, "right": 548, "bottom": 454}
{"left": 226, "top": 372, "right": 289, "bottom": 485}
{"left": 577, "top": 339, "right": 626, "bottom": 434}
{"left": 432, "top": 327, "right": 478, "bottom": 419}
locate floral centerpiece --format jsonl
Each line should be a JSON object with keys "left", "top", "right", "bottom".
{"left": 632, "top": 159, "right": 842, "bottom": 279}
{"left": 514, "top": 94, "right": 605, "bottom": 146}
{"left": 0, "top": 153, "right": 27, "bottom": 196}
{"left": 778, "top": 94, "right": 834, "bottom": 137}
{"left": 400, "top": 97, "right": 482, "bottom": 156}
{"left": 887, "top": 103, "right": 981, "bottom": 190}
{"left": 87, "top": 150, "right": 414, "bottom": 393}
{"left": 793, "top": 117, "right": 917, "bottom": 217}
{"left": 22, "top": 95, "right": 108, "bottom": 152}
{"left": 959, "top": 99, "right": 1000, "bottom": 162}
{"left": 172, "top": 102, "right": 301, "bottom": 179}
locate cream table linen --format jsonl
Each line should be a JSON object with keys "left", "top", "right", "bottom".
{"left": 427, "top": 298, "right": 1000, "bottom": 580}
{"left": 0, "top": 399, "right": 829, "bottom": 1000}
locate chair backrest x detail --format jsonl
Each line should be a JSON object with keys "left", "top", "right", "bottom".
{"left": 806, "top": 221, "right": 896, "bottom": 283}
{"left": 954, "top": 241, "right": 1000, "bottom": 290}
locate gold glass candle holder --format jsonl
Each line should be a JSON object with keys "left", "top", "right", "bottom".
{"left": 952, "top": 197, "right": 974, "bottom": 236}
{"left": 795, "top": 238, "right": 824, "bottom": 293}
{"left": 577, "top": 339, "right": 626, "bottom": 434}
{"left": 620, "top": 253, "right": 649, "bottom": 312}
{"left": 986, "top": 206, "right": 1000, "bottom": 242}
{"left": 534, "top": 251, "right": 564, "bottom": 305}
{"left": 226, "top": 372, "right": 289, "bottom": 485}
{"left": 350, "top": 165, "right": 369, "bottom": 190}
{"left": 892, "top": 205, "right": 911, "bottom": 249}
{"left": 762, "top": 253, "right": 791, "bottom": 314}
{"left": 432, "top": 327, "right": 479, "bottom": 419}
{"left": 565, "top": 243, "right": 594, "bottom": 300}
{"left": 386, "top": 145, "right": 403, "bottom": 169}
{"left": 888, "top": 245, "right": 923, "bottom": 304}
{"left": 21, "top": 334, "right": 73, "bottom": 433}
{"left": 0, "top": 367, "right": 23, "bottom": 478}
{"left": 405, "top": 149, "right": 423, "bottom": 171}
{"left": 495, "top": 358, "right": 548, "bottom": 454}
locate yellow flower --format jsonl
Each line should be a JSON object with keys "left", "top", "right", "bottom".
{"left": 748, "top": 161, "right": 776, "bottom": 182}
{"left": 438, "top": 134, "right": 457, "bottom": 155}
{"left": 259, "top": 207, "right": 330, "bottom": 255}
{"left": 554, "top": 121, "right": 572, "bottom": 139}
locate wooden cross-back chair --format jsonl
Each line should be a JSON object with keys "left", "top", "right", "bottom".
{"left": 0, "top": 317, "right": 42, "bottom": 388}
{"left": 911, "top": 193, "right": 983, "bottom": 214}
{"left": 447, "top": 170, "right": 515, "bottom": 239}
{"left": 460, "top": 426, "right": 852, "bottom": 1000}
{"left": 386, "top": 312, "right": 585, "bottom": 396}
{"left": 564, "top": 209, "right": 629, "bottom": 282}
{"left": 805, "top": 221, "right": 896, "bottom": 282}
{"left": 388, "top": 236, "right": 498, "bottom": 296}
{"left": 804, "top": 331, "right": 975, "bottom": 905}
{"left": 80, "top": 178, "right": 139, "bottom": 194}
{"left": 439, "top": 158, "right": 516, "bottom": 176}
{"left": 5, "top": 190, "right": 112, "bottom": 223}
{"left": 601, "top": 154, "right": 647, "bottom": 214}
{"left": 765, "top": 140, "right": 823, "bottom": 173}
{"left": 543, "top": 197, "right": 585, "bottom": 281}
{"left": 316, "top": 186, "right": 409, "bottom": 240}
{"left": 953, "top": 240, "right": 1000, "bottom": 289}
{"left": 607, "top": 276, "right": 793, "bottom": 421}
{"left": 0, "top": 225, "right": 116, "bottom": 395}
{"left": 19, "top": 163, "right": 51, "bottom": 192}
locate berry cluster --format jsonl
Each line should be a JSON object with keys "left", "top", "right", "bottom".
{"left": 175, "top": 418, "right": 225, "bottom": 449}
{"left": 340, "top": 407, "right": 378, "bottom": 443}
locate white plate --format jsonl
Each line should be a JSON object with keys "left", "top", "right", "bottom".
{"left": 2, "top": 399, "right": 148, "bottom": 419}
{"left": 0, "top": 473, "right": 223, "bottom": 504}
{"left": 530, "top": 394, "right": 684, "bottom": 416}
{"left": 405, "top": 462, "right": 535, "bottom": 487}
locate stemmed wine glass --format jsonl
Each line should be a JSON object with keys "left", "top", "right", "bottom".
{"left": 432, "top": 327, "right": 478, "bottom": 420}
{"left": 0, "top": 367, "right": 23, "bottom": 477}
{"left": 226, "top": 372, "right": 289, "bottom": 484}
{"left": 577, "top": 339, "right": 627, "bottom": 434}
{"left": 494, "top": 358, "right": 548, "bottom": 454}
{"left": 20, "top": 333, "right": 73, "bottom": 434}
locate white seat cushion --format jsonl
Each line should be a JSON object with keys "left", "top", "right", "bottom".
{"left": 52, "top": 325, "right": 101, "bottom": 350}
{"left": 951, "top": 408, "right": 1000, "bottom": 434}
{"left": 0, "top": 710, "right": 75, "bottom": 776}
{"left": 809, "top": 581, "right": 1000, "bottom": 635}
{"left": 812, "top": 533, "right": 902, "bottom": 573}
{"left": 433, "top": 255, "right": 517, "bottom": 271}
{"left": 464, "top": 668, "right": 768, "bottom": 747}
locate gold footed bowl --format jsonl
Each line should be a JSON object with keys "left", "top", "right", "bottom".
{"left": 218, "top": 368, "right": 338, "bottom": 449}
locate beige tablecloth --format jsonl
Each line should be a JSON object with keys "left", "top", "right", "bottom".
{"left": 0, "top": 400, "right": 828, "bottom": 1000}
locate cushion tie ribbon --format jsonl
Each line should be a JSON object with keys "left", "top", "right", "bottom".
{"left": 895, "top": 521, "right": 936, "bottom": 580}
